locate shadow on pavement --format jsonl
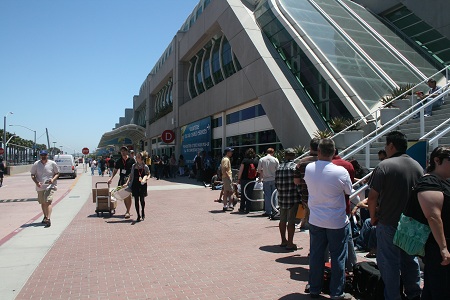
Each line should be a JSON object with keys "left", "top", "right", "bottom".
{"left": 105, "top": 220, "right": 134, "bottom": 224}
{"left": 279, "top": 292, "right": 318, "bottom": 299}
{"left": 286, "top": 266, "right": 309, "bottom": 282}
{"left": 259, "top": 245, "right": 298, "bottom": 254}
{"left": 209, "top": 209, "right": 227, "bottom": 214}
{"left": 276, "top": 254, "right": 309, "bottom": 265}
{"left": 20, "top": 222, "right": 46, "bottom": 228}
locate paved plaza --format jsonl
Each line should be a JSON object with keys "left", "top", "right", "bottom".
{"left": 0, "top": 166, "right": 368, "bottom": 300}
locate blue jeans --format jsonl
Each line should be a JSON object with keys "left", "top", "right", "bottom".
{"left": 376, "top": 223, "right": 421, "bottom": 300}
{"left": 424, "top": 98, "right": 444, "bottom": 115}
{"left": 355, "top": 218, "right": 377, "bottom": 251}
{"left": 309, "top": 223, "right": 350, "bottom": 298}
{"left": 263, "top": 180, "right": 276, "bottom": 214}
{"left": 346, "top": 222, "right": 357, "bottom": 272}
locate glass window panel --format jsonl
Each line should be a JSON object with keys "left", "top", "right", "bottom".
{"left": 241, "top": 133, "right": 256, "bottom": 146}
{"left": 344, "top": 1, "right": 439, "bottom": 74}
{"left": 212, "top": 138, "right": 222, "bottom": 149}
{"left": 226, "top": 111, "right": 239, "bottom": 124}
{"left": 188, "top": 59, "right": 198, "bottom": 98}
{"left": 241, "top": 106, "right": 256, "bottom": 121}
{"left": 256, "top": 104, "right": 266, "bottom": 117}
{"left": 196, "top": 6, "right": 203, "bottom": 19}
{"left": 270, "top": 28, "right": 293, "bottom": 48}
{"left": 256, "top": 6, "right": 274, "bottom": 27}
{"left": 279, "top": 0, "right": 439, "bottom": 109}
{"left": 212, "top": 117, "right": 222, "bottom": 128}
{"left": 254, "top": 0, "right": 270, "bottom": 20}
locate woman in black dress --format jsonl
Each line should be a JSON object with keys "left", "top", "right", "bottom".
{"left": 126, "top": 151, "right": 150, "bottom": 222}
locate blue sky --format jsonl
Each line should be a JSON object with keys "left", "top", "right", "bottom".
{"left": 0, "top": 0, "right": 199, "bottom": 155}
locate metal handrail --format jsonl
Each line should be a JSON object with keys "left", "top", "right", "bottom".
{"left": 428, "top": 124, "right": 450, "bottom": 150}
{"left": 421, "top": 118, "right": 450, "bottom": 140}
{"left": 294, "top": 65, "right": 450, "bottom": 162}
{"left": 342, "top": 85, "right": 450, "bottom": 161}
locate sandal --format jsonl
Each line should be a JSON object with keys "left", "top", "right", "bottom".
{"left": 124, "top": 213, "right": 131, "bottom": 219}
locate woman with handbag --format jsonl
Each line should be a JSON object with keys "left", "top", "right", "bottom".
{"left": 126, "top": 151, "right": 150, "bottom": 222}
{"left": 411, "top": 146, "right": 450, "bottom": 299}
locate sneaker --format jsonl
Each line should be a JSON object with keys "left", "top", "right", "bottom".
{"left": 229, "top": 204, "right": 234, "bottom": 210}
{"left": 331, "top": 293, "right": 355, "bottom": 300}
{"left": 223, "top": 206, "right": 228, "bottom": 212}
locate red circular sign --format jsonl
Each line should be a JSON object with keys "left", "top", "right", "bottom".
{"left": 0, "top": 148, "right": 4, "bottom": 155}
{"left": 161, "top": 130, "right": 175, "bottom": 143}
{"left": 82, "top": 147, "right": 89, "bottom": 155}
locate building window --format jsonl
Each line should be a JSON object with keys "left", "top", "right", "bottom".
{"left": 222, "top": 37, "right": 236, "bottom": 78}
{"left": 212, "top": 117, "right": 222, "bottom": 128}
{"left": 212, "top": 39, "right": 224, "bottom": 84}
{"left": 203, "top": 45, "right": 214, "bottom": 89}
{"left": 188, "top": 58, "right": 198, "bottom": 98}
{"left": 255, "top": 5, "right": 351, "bottom": 122}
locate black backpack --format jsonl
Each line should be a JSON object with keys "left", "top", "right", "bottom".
{"left": 353, "top": 261, "right": 384, "bottom": 300}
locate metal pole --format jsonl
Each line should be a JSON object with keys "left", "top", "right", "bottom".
{"left": 3, "top": 115, "right": 5, "bottom": 152}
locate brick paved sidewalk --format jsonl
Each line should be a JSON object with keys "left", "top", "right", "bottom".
{"left": 15, "top": 175, "right": 348, "bottom": 300}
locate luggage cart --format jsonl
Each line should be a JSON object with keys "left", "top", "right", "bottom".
{"left": 94, "top": 182, "right": 116, "bottom": 217}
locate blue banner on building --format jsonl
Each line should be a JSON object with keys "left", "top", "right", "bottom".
{"left": 180, "top": 117, "right": 211, "bottom": 166}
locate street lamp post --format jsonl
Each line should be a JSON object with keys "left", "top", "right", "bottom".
{"left": 52, "top": 141, "right": 57, "bottom": 157}
{"left": 9, "top": 124, "right": 36, "bottom": 159}
{"left": 3, "top": 112, "right": 13, "bottom": 164}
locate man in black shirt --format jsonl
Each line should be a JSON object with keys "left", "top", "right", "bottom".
{"left": 108, "top": 146, "right": 134, "bottom": 218}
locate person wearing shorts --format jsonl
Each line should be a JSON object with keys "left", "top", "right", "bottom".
{"left": 275, "top": 148, "right": 301, "bottom": 250}
{"left": 221, "top": 147, "right": 234, "bottom": 211}
{"left": 30, "top": 150, "right": 59, "bottom": 228}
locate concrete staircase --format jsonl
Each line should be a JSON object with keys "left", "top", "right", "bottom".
{"left": 345, "top": 98, "right": 450, "bottom": 169}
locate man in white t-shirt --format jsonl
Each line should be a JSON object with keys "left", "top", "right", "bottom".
{"left": 304, "top": 139, "right": 353, "bottom": 300}
{"left": 30, "top": 150, "right": 60, "bottom": 228}
{"left": 257, "top": 148, "right": 279, "bottom": 217}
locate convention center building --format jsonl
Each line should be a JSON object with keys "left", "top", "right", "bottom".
{"left": 97, "top": 0, "right": 450, "bottom": 166}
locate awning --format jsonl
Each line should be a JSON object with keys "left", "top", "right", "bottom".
{"left": 97, "top": 124, "right": 146, "bottom": 148}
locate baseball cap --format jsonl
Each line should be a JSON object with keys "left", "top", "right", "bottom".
{"left": 130, "top": 150, "right": 135, "bottom": 153}
{"left": 40, "top": 150, "right": 48, "bottom": 155}
{"left": 224, "top": 147, "right": 234, "bottom": 152}
{"left": 120, "top": 146, "right": 129, "bottom": 151}
{"left": 284, "top": 148, "right": 296, "bottom": 155}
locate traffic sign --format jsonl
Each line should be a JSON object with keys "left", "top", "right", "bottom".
{"left": 161, "top": 130, "right": 175, "bottom": 143}
{"left": 82, "top": 147, "right": 89, "bottom": 155}
{"left": 0, "top": 148, "right": 4, "bottom": 155}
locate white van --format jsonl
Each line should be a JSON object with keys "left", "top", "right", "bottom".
{"left": 53, "top": 154, "right": 77, "bottom": 178}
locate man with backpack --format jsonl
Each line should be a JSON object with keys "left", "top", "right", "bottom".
{"left": 237, "top": 148, "right": 259, "bottom": 214}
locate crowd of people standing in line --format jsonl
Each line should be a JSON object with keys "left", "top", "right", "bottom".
{"left": 215, "top": 132, "right": 448, "bottom": 300}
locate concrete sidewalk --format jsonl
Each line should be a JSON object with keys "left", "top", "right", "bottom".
{"left": 1, "top": 171, "right": 368, "bottom": 299}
